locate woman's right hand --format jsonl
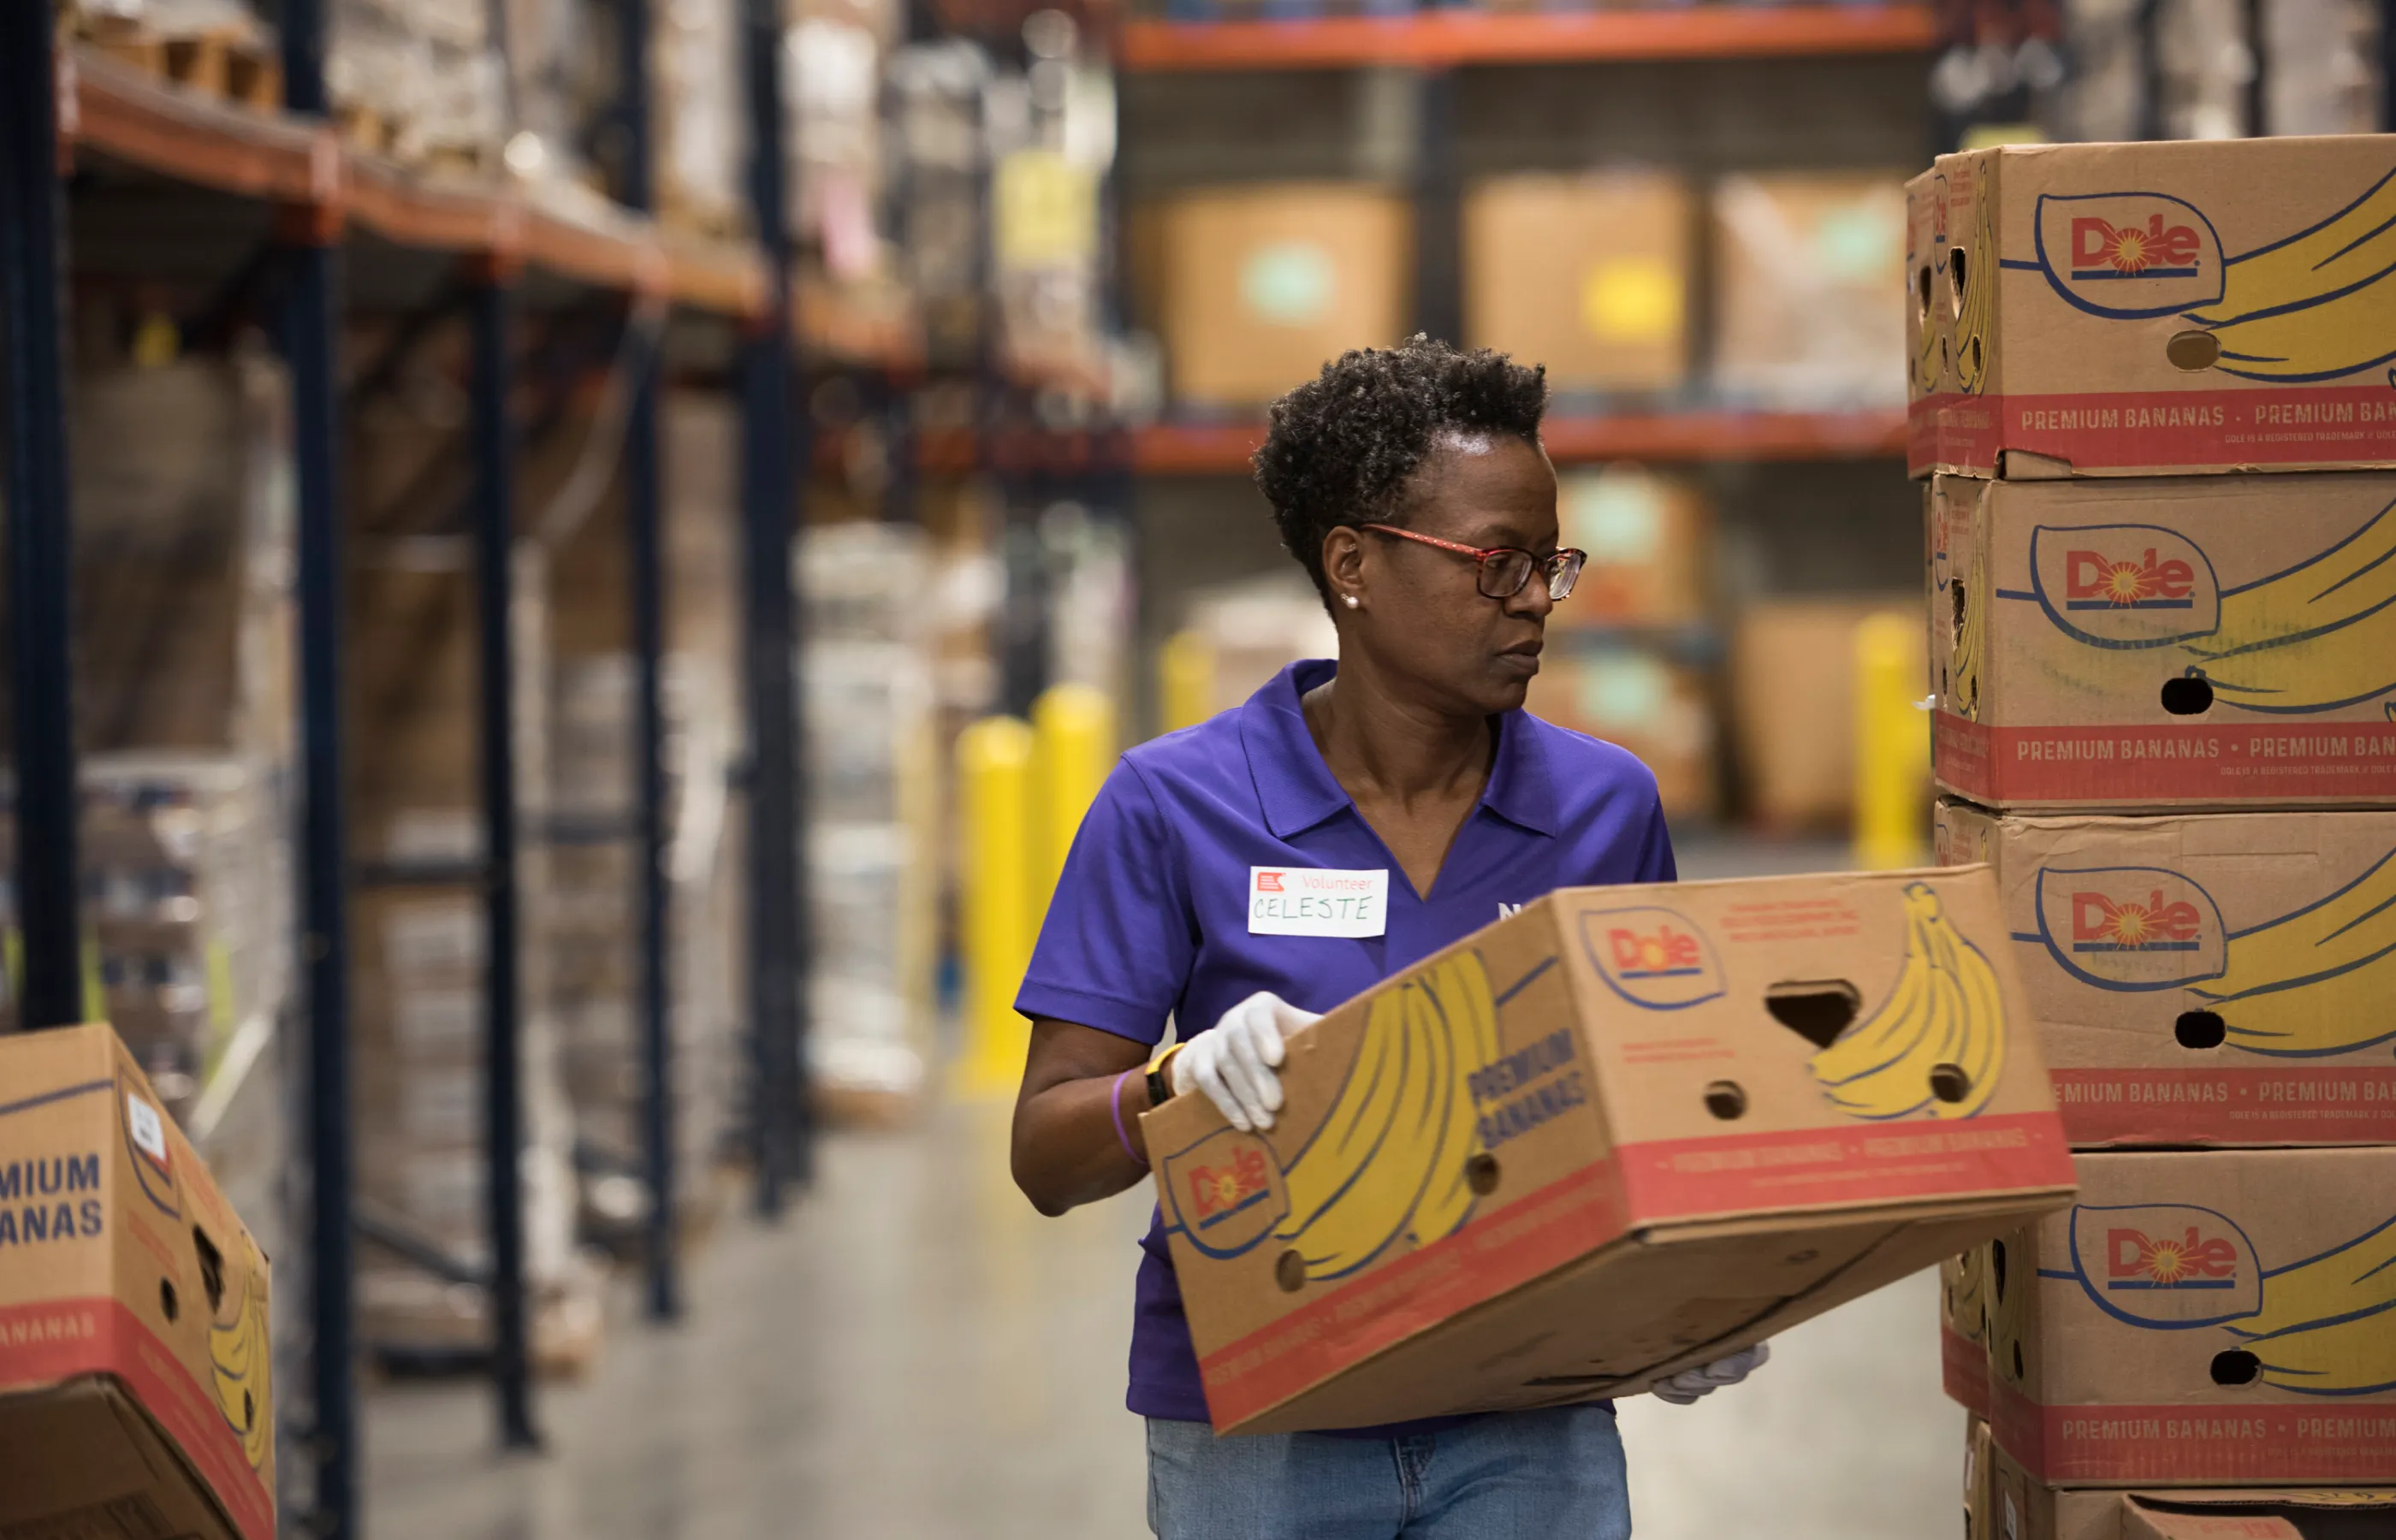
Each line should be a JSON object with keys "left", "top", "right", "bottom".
{"left": 1171, "top": 992, "right": 1321, "bottom": 1133}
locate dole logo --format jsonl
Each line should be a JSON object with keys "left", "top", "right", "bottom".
{"left": 2033, "top": 866, "right": 2227, "bottom": 990}
{"left": 2063, "top": 548, "right": 2195, "bottom": 611}
{"left": 1580, "top": 905, "right": 1725, "bottom": 1010}
{"left": 2106, "top": 1223, "right": 2239, "bottom": 1289}
{"left": 1160, "top": 1126, "right": 1289, "bottom": 1258}
{"left": 2031, "top": 524, "right": 2221, "bottom": 648}
{"left": 2034, "top": 192, "right": 2225, "bottom": 318}
{"left": 2067, "top": 1202, "right": 2262, "bottom": 1326}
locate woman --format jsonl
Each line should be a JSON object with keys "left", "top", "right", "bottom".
{"left": 1010, "top": 338, "right": 1766, "bottom": 1538}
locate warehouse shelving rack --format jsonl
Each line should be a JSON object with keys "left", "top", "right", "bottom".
{"left": 1, "top": 1, "right": 828, "bottom": 1532}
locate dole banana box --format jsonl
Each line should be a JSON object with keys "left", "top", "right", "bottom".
{"left": 0, "top": 1023, "right": 275, "bottom": 1540}
{"left": 1985, "top": 1438, "right": 2396, "bottom": 1540}
{"left": 1938, "top": 803, "right": 2396, "bottom": 1147}
{"left": 1142, "top": 868, "right": 2078, "bottom": 1435}
{"left": 1928, "top": 472, "right": 2396, "bottom": 810}
{"left": 1947, "top": 1241, "right": 1995, "bottom": 1419}
{"left": 1987, "top": 1149, "right": 2396, "bottom": 1489}
{"left": 1905, "top": 136, "right": 2396, "bottom": 478}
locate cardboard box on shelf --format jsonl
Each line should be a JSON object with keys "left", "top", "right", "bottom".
{"left": 0, "top": 1023, "right": 276, "bottom": 1540}
{"left": 1989, "top": 1147, "right": 2396, "bottom": 1487}
{"left": 1984, "top": 1437, "right": 2396, "bottom": 1539}
{"left": 1463, "top": 172, "right": 1693, "bottom": 396}
{"left": 1713, "top": 170, "right": 1909, "bottom": 409}
{"left": 1523, "top": 647, "right": 1716, "bottom": 823}
{"left": 1907, "top": 136, "right": 2396, "bottom": 479}
{"left": 1935, "top": 803, "right": 2396, "bottom": 1146}
{"left": 1555, "top": 466, "right": 1710, "bottom": 629}
{"left": 1729, "top": 598, "right": 1925, "bottom": 831}
{"left": 1155, "top": 183, "right": 1410, "bottom": 409}
{"left": 1142, "top": 868, "right": 2076, "bottom": 1435}
{"left": 1967, "top": 1416, "right": 1996, "bottom": 1537}
{"left": 1927, "top": 472, "right": 2396, "bottom": 810}
{"left": 1943, "top": 1242, "right": 1993, "bottom": 1419}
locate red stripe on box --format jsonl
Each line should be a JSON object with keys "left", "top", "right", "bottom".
{"left": 1615, "top": 1111, "right": 2075, "bottom": 1221}
{"left": 1909, "top": 388, "right": 2396, "bottom": 477}
{"left": 1935, "top": 715, "right": 2396, "bottom": 807}
{"left": 0, "top": 1297, "right": 274, "bottom": 1540}
{"left": 1942, "top": 1321, "right": 1990, "bottom": 1420}
{"left": 1196, "top": 1160, "right": 1628, "bottom": 1430}
{"left": 2052, "top": 1068, "right": 2396, "bottom": 1147}
{"left": 1990, "top": 1375, "right": 2396, "bottom": 1484}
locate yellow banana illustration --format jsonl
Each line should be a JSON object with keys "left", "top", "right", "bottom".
{"left": 2227, "top": 1212, "right": 2396, "bottom": 1395}
{"left": 2189, "top": 848, "right": 2396, "bottom": 1057}
{"left": 1954, "top": 193, "right": 1997, "bottom": 395}
{"left": 1273, "top": 953, "right": 1498, "bottom": 1282}
{"left": 209, "top": 1267, "right": 272, "bottom": 1469}
{"left": 2185, "top": 168, "right": 2396, "bottom": 383}
{"left": 2179, "top": 496, "right": 2396, "bottom": 713}
{"left": 1811, "top": 882, "right": 2007, "bottom": 1120}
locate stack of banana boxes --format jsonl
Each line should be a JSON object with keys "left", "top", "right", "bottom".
{"left": 1908, "top": 133, "right": 2396, "bottom": 1537}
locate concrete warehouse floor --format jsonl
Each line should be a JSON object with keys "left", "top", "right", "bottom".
{"left": 366, "top": 837, "right": 1967, "bottom": 1539}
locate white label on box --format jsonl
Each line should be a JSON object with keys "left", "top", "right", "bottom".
{"left": 126, "top": 1093, "right": 170, "bottom": 1171}
{"left": 1248, "top": 867, "right": 1388, "bottom": 939}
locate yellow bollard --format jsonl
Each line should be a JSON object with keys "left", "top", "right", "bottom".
{"left": 1031, "top": 683, "right": 1116, "bottom": 917}
{"left": 1853, "top": 612, "right": 1930, "bottom": 870}
{"left": 957, "top": 716, "right": 1036, "bottom": 1099}
{"left": 1159, "top": 630, "right": 1217, "bottom": 735}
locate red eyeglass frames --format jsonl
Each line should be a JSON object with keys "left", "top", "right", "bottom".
{"left": 1360, "top": 524, "right": 1588, "bottom": 601}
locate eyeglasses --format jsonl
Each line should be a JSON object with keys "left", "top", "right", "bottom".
{"left": 1360, "top": 524, "right": 1587, "bottom": 601}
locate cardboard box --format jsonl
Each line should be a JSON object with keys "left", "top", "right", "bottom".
{"left": 1985, "top": 1437, "right": 2396, "bottom": 1539}
{"left": 1989, "top": 1148, "right": 2396, "bottom": 1487}
{"left": 1928, "top": 472, "right": 2396, "bottom": 810}
{"left": 1946, "top": 1242, "right": 1994, "bottom": 1419}
{"left": 1730, "top": 598, "right": 1925, "bottom": 830}
{"left": 1463, "top": 171, "right": 1693, "bottom": 396}
{"left": 1156, "top": 184, "right": 1410, "bottom": 409}
{"left": 1907, "top": 136, "right": 2396, "bottom": 478}
{"left": 1141, "top": 868, "right": 2076, "bottom": 1434}
{"left": 1524, "top": 646, "right": 1716, "bottom": 822}
{"left": 1968, "top": 1415, "right": 1996, "bottom": 1537}
{"left": 0, "top": 1024, "right": 276, "bottom": 1540}
{"left": 1936, "top": 803, "right": 2396, "bottom": 1146}
{"left": 1714, "top": 171, "right": 1909, "bottom": 408}
{"left": 1555, "top": 466, "right": 1710, "bottom": 628}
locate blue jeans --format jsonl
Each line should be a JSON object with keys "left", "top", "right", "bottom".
{"left": 1145, "top": 1406, "right": 1631, "bottom": 1539}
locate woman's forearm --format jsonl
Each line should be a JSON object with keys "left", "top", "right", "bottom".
{"left": 1011, "top": 1018, "right": 1156, "bottom": 1216}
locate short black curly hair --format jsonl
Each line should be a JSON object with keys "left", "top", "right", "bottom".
{"left": 1252, "top": 336, "right": 1547, "bottom": 607}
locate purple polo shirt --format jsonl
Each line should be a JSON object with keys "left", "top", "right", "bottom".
{"left": 1016, "top": 658, "right": 1676, "bottom": 1425}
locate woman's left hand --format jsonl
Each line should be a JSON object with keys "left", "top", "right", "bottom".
{"left": 1651, "top": 1342, "right": 1770, "bottom": 1405}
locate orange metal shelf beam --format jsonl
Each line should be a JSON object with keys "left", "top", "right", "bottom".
{"left": 1120, "top": 4, "right": 1938, "bottom": 71}
{"left": 1127, "top": 409, "right": 1904, "bottom": 473}
{"left": 66, "top": 44, "right": 768, "bottom": 317}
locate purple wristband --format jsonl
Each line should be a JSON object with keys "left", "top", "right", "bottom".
{"left": 1111, "top": 1068, "right": 1148, "bottom": 1167}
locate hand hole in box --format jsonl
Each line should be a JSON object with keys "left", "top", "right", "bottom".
{"left": 1948, "top": 246, "right": 1968, "bottom": 320}
{"left": 2161, "top": 675, "right": 2215, "bottom": 716}
{"left": 1275, "top": 1248, "right": 1307, "bottom": 1294}
{"left": 1930, "top": 1063, "right": 1972, "bottom": 1104}
{"left": 1991, "top": 1237, "right": 2009, "bottom": 1301}
{"left": 2210, "top": 1349, "right": 2261, "bottom": 1386}
{"left": 2175, "top": 1010, "right": 2227, "bottom": 1050}
{"left": 191, "top": 1224, "right": 226, "bottom": 1315}
{"left": 1764, "top": 981, "right": 1861, "bottom": 1049}
{"left": 1703, "top": 1081, "right": 1747, "bottom": 1121}
{"left": 1917, "top": 264, "right": 1934, "bottom": 324}
{"left": 2167, "top": 329, "right": 2222, "bottom": 371}
{"left": 1465, "top": 1152, "right": 1502, "bottom": 1197}
{"left": 159, "top": 1279, "right": 178, "bottom": 1323}
{"left": 2011, "top": 1342, "right": 2024, "bottom": 1382}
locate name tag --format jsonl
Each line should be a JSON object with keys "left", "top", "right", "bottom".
{"left": 1248, "top": 867, "right": 1389, "bottom": 938}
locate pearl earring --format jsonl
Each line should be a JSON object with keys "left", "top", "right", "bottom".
{"left": 1343, "top": 594, "right": 1360, "bottom": 609}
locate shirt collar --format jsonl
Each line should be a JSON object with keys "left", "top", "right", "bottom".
{"left": 1237, "top": 659, "right": 1558, "bottom": 842}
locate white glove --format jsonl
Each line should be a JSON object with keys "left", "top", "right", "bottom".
{"left": 1651, "top": 1342, "right": 1770, "bottom": 1405}
{"left": 1171, "top": 992, "right": 1321, "bottom": 1133}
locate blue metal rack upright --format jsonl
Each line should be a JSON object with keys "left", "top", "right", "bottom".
{"left": 1, "top": 0, "right": 82, "bottom": 1034}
